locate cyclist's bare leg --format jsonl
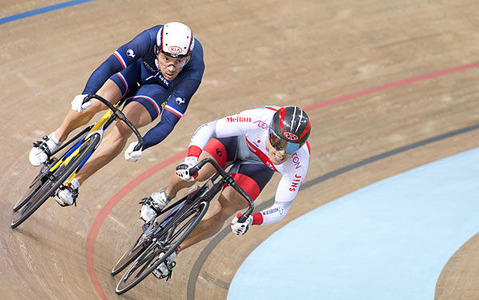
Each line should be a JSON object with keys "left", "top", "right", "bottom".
{"left": 163, "top": 151, "right": 249, "bottom": 251}
{"left": 53, "top": 80, "right": 122, "bottom": 142}
{"left": 74, "top": 101, "right": 152, "bottom": 185}
{"left": 178, "top": 186, "right": 248, "bottom": 251}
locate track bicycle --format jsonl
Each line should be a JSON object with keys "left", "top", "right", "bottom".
{"left": 112, "top": 157, "right": 254, "bottom": 294}
{"left": 11, "top": 94, "right": 143, "bottom": 228}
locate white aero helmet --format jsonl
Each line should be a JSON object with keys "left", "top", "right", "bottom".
{"left": 157, "top": 22, "right": 195, "bottom": 58}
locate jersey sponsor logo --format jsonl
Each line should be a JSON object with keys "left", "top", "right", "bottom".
{"left": 253, "top": 120, "right": 270, "bottom": 130}
{"left": 290, "top": 152, "right": 302, "bottom": 169}
{"left": 143, "top": 60, "right": 156, "bottom": 73}
{"left": 126, "top": 49, "right": 135, "bottom": 58}
{"left": 191, "top": 123, "right": 209, "bottom": 140}
{"left": 168, "top": 46, "right": 183, "bottom": 54}
{"left": 175, "top": 97, "right": 186, "bottom": 104}
{"left": 283, "top": 131, "right": 299, "bottom": 141}
{"left": 156, "top": 73, "right": 170, "bottom": 86}
{"left": 227, "top": 116, "right": 251, "bottom": 123}
{"left": 142, "top": 61, "right": 170, "bottom": 86}
{"left": 289, "top": 174, "right": 302, "bottom": 191}
{"left": 262, "top": 205, "right": 285, "bottom": 216}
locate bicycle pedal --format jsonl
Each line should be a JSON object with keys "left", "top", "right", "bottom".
{"left": 152, "top": 268, "right": 171, "bottom": 280}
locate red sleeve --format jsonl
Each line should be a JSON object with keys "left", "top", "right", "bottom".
{"left": 251, "top": 212, "right": 264, "bottom": 225}
{"left": 236, "top": 212, "right": 263, "bottom": 225}
{"left": 187, "top": 145, "right": 202, "bottom": 158}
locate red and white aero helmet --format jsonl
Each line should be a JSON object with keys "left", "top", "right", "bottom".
{"left": 269, "top": 106, "right": 311, "bottom": 154}
{"left": 156, "top": 22, "right": 195, "bottom": 58}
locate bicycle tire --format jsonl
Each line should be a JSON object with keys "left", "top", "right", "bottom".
{"left": 13, "top": 168, "right": 46, "bottom": 212}
{"left": 115, "top": 200, "right": 209, "bottom": 294}
{"left": 111, "top": 229, "right": 150, "bottom": 276}
{"left": 111, "top": 186, "right": 206, "bottom": 276}
{"left": 110, "top": 206, "right": 178, "bottom": 276}
{"left": 11, "top": 134, "right": 101, "bottom": 228}
{"left": 13, "top": 158, "right": 60, "bottom": 212}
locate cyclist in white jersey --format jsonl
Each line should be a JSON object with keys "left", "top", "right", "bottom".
{"left": 140, "top": 105, "right": 311, "bottom": 278}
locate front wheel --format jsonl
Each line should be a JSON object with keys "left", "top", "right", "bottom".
{"left": 111, "top": 223, "right": 156, "bottom": 276}
{"left": 11, "top": 134, "right": 100, "bottom": 228}
{"left": 115, "top": 200, "right": 209, "bottom": 294}
{"left": 12, "top": 161, "right": 55, "bottom": 212}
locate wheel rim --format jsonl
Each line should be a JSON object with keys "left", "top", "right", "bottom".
{"left": 115, "top": 202, "right": 208, "bottom": 294}
{"left": 11, "top": 135, "right": 100, "bottom": 228}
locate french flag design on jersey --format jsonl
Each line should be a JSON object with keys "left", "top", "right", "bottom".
{"left": 165, "top": 104, "right": 184, "bottom": 118}
{"left": 127, "top": 95, "right": 162, "bottom": 117}
{"left": 113, "top": 51, "right": 127, "bottom": 69}
{"left": 115, "top": 72, "right": 129, "bottom": 95}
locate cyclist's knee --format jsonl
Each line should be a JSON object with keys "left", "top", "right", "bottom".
{"left": 114, "top": 121, "right": 133, "bottom": 139}
{"left": 209, "top": 202, "right": 235, "bottom": 222}
{"left": 88, "top": 99, "right": 109, "bottom": 112}
{"left": 218, "top": 191, "right": 247, "bottom": 214}
{"left": 195, "top": 170, "right": 214, "bottom": 182}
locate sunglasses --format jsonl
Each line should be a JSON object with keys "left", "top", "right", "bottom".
{"left": 268, "top": 128, "right": 302, "bottom": 155}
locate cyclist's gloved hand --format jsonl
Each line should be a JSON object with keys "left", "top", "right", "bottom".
{"left": 231, "top": 214, "right": 253, "bottom": 235}
{"left": 125, "top": 141, "right": 143, "bottom": 162}
{"left": 175, "top": 157, "right": 198, "bottom": 182}
{"left": 71, "top": 94, "right": 92, "bottom": 113}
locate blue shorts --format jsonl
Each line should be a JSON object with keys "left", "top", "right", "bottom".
{"left": 110, "top": 60, "right": 168, "bottom": 120}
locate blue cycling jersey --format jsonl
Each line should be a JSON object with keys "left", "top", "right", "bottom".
{"left": 81, "top": 25, "right": 205, "bottom": 150}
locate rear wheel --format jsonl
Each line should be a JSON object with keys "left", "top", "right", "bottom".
{"left": 11, "top": 134, "right": 100, "bottom": 228}
{"left": 115, "top": 200, "right": 209, "bottom": 294}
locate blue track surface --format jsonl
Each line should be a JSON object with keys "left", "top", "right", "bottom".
{"left": 228, "top": 148, "right": 479, "bottom": 300}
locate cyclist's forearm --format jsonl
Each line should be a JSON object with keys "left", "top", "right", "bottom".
{"left": 142, "top": 125, "right": 173, "bottom": 150}
{"left": 251, "top": 201, "right": 292, "bottom": 225}
{"left": 142, "top": 112, "right": 180, "bottom": 149}
{"left": 251, "top": 176, "right": 300, "bottom": 225}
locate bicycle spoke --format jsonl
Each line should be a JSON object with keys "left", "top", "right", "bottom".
{"left": 111, "top": 242, "right": 145, "bottom": 275}
{"left": 112, "top": 220, "right": 168, "bottom": 276}
{"left": 115, "top": 201, "right": 208, "bottom": 294}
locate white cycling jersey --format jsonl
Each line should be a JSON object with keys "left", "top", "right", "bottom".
{"left": 187, "top": 106, "right": 311, "bottom": 225}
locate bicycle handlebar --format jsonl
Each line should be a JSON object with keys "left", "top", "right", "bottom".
{"left": 84, "top": 94, "right": 144, "bottom": 151}
{"left": 189, "top": 158, "right": 255, "bottom": 223}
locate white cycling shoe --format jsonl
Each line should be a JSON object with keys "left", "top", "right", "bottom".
{"left": 139, "top": 189, "right": 172, "bottom": 223}
{"left": 152, "top": 251, "right": 177, "bottom": 279}
{"left": 55, "top": 178, "right": 80, "bottom": 206}
{"left": 29, "top": 133, "right": 62, "bottom": 166}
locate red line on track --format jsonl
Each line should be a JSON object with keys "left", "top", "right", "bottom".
{"left": 85, "top": 61, "right": 478, "bottom": 299}
{"left": 303, "top": 61, "right": 479, "bottom": 112}
{"left": 85, "top": 150, "right": 186, "bottom": 299}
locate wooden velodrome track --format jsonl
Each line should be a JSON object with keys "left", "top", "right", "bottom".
{"left": 1, "top": 0, "right": 478, "bottom": 299}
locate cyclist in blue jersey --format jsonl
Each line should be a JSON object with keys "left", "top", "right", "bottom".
{"left": 28, "top": 22, "right": 205, "bottom": 206}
